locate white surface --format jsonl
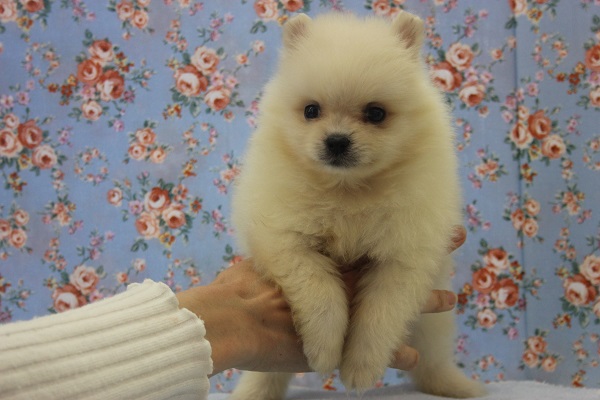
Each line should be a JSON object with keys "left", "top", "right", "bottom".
{"left": 208, "top": 381, "right": 600, "bottom": 400}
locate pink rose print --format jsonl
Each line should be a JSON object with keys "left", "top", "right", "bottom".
{"left": 109, "top": 0, "right": 155, "bottom": 39}
{"left": 124, "top": 121, "right": 172, "bottom": 164}
{"left": 458, "top": 240, "right": 543, "bottom": 334}
{"left": 48, "top": 31, "right": 153, "bottom": 128}
{"left": 519, "top": 330, "right": 561, "bottom": 372}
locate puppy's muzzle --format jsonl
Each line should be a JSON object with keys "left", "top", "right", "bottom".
{"left": 325, "top": 134, "right": 351, "bottom": 156}
{"left": 320, "top": 133, "right": 358, "bottom": 168}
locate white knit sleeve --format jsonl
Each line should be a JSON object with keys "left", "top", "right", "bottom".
{"left": 0, "top": 279, "right": 213, "bottom": 400}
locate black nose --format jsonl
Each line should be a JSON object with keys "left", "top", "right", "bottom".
{"left": 325, "top": 134, "right": 351, "bottom": 156}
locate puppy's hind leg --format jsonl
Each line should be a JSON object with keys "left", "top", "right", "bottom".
{"left": 409, "top": 311, "right": 486, "bottom": 398}
{"left": 229, "top": 372, "right": 293, "bottom": 400}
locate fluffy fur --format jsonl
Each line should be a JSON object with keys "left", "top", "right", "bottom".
{"left": 230, "top": 11, "right": 486, "bottom": 400}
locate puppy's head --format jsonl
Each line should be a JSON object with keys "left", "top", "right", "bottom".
{"left": 262, "top": 12, "right": 440, "bottom": 182}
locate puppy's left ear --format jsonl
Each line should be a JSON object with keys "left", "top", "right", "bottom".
{"left": 391, "top": 10, "right": 425, "bottom": 55}
{"left": 283, "top": 13, "right": 312, "bottom": 49}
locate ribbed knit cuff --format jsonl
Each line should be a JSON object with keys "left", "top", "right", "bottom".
{"left": 0, "top": 280, "right": 212, "bottom": 400}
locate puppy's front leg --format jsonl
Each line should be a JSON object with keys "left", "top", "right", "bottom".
{"left": 256, "top": 247, "right": 348, "bottom": 374}
{"left": 340, "top": 256, "right": 435, "bottom": 390}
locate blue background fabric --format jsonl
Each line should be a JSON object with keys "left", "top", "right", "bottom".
{"left": 0, "top": 0, "right": 599, "bottom": 392}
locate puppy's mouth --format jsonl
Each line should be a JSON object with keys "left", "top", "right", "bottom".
{"left": 318, "top": 133, "right": 359, "bottom": 169}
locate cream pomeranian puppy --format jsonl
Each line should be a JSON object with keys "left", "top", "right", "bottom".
{"left": 230, "top": 11, "right": 486, "bottom": 400}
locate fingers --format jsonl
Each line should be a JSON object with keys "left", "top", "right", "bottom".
{"left": 421, "top": 290, "right": 456, "bottom": 313}
{"left": 449, "top": 225, "right": 467, "bottom": 253}
{"left": 389, "top": 345, "right": 419, "bottom": 371}
{"left": 421, "top": 226, "right": 461, "bottom": 314}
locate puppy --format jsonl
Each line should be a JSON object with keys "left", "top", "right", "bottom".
{"left": 230, "top": 11, "right": 486, "bottom": 400}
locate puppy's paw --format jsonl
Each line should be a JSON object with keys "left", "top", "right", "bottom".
{"left": 413, "top": 366, "right": 486, "bottom": 398}
{"left": 303, "top": 333, "right": 344, "bottom": 374}
{"left": 339, "top": 326, "right": 392, "bottom": 390}
{"left": 230, "top": 372, "right": 291, "bottom": 400}
{"left": 339, "top": 347, "right": 388, "bottom": 391}
{"left": 297, "top": 298, "right": 347, "bottom": 374}
{"left": 339, "top": 361, "right": 386, "bottom": 391}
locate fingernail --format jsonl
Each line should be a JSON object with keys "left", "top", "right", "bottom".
{"left": 447, "top": 292, "right": 456, "bottom": 307}
{"left": 407, "top": 349, "right": 420, "bottom": 370}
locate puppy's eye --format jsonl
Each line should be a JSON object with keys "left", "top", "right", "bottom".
{"left": 304, "top": 104, "right": 321, "bottom": 120}
{"left": 365, "top": 106, "right": 386, "bottom": 124}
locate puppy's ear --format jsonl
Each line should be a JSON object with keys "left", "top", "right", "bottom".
{"left": 283, "top": 13, "right": 312, "bottom": 49}
{"left": 391, "top": 10, "right": 424, "bottom": 55}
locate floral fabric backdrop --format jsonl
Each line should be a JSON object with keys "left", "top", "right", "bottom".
{"left": 1, "top": 0, "right": 599, "bottom": 393}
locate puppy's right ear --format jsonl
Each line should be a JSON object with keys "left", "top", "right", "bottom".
{"left": 283, "top": 14, "right": 312, "bottom": 49}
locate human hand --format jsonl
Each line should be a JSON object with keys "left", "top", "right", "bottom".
{"left": 177, "top": 226, "right": 466, "bottom": 376}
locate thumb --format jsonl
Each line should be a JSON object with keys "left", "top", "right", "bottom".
{"left": 389, "top": 345, "right": 420, "bottom": 371}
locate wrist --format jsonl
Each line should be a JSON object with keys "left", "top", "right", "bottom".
{"left": 176, "top": 283, "right": 253, "bottom": 376}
